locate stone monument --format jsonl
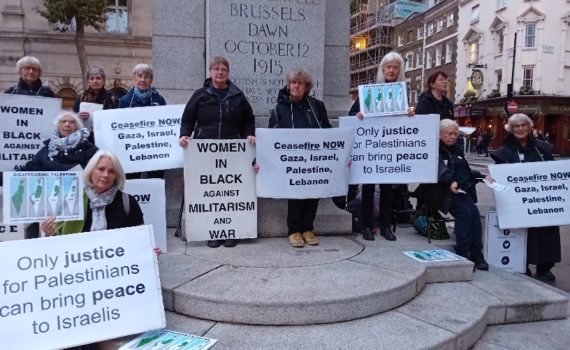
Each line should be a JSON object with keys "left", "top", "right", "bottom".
{"left": 153, "top": 0, "right": 351, "bottom": 236}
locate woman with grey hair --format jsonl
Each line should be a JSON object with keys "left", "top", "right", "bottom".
{"left": 491, "top": 113, "right": 561, "bottom": 282}
{"left": 73, "top": 66, "right": 116, "bottom": 120}
{"left": 269, "top": 67, "right": 332, "bottom": 248}
{"left": 118, "top": 63, "right": 166, "bottom": 108}
{"left": 4, "top": 56, "right": 55, "bottom": 97}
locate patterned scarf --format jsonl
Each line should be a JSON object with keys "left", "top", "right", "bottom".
{"left": 47, "top": 128, "right": 90, "bottom": 160}
{"left": 80, "top": 88, "right": 102, "bottom": 103}
{"left": 133, "top": 87, "right": 153, "bottom": 104}
{"left": 86, "top": 186, "right": 119, "bottom": 232}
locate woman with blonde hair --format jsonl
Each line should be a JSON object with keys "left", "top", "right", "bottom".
{"left": 5, "top": 56, "right": 55, "bottom": 97}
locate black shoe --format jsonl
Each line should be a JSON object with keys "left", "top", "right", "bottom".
{"left": 474, "top": 260, "right": 489, "bottom": 271}
{"left": 525, "top": 266, "right": 532, "bottom": 276}
{"left": 380, "top": 226, "right": 396, "bottom": 241}
{"left": 207, "top": 240, "right": 223, "bottom": 248}
{"left": 223, "top": 239, "right": 238, "bottom": 248}
{"left": 362, "top": 228, "right": 375, "bottom": 241}
{"left": 536, "top": 270, "right": 556, "bottom": 282}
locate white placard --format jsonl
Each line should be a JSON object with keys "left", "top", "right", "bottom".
{"left": 93, "top": 105, "right": 185, "bottom": 173}
{"left": 184, "top": 140, "right": 257, "bottom": 241}
{"left": 119, "top": 329, "right": 217, "bottom": 350}
{"left": 3, "top": 171, "right": 84, "bottom": 224}
{"left": 0, "top": 186, "right": 26, "bottom": 241}
{"left": 358, "top": 82, "right": 409, "bottom": 117}
{"left": 339, "top": 115, "right": 439, "bottom": 184}
{"left": 0, "top": 225, "right": 165, "bottom": 350}
{"left": 484, "top": 211, "right": 526, "bottom": 273}
{"left": 255, "top": 128, "right": 354, "bottom": 199}
{"left": 124, "top": 179, "right": 167, "bottom": 253}
{"left": 79, "top": 102, "right": 103, "bottom": 131}
{"left": 488, "top": 160, "right": 570, "bottom": 229}
{"left": 0, "top": 94, "right": 61, "bottom": 171}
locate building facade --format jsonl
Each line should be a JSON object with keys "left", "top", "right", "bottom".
{"left": 456, "top": 0, "right": 570, "bottom": 155}
{"left": 1, "top": 0, "right": 152, "bottom": 109}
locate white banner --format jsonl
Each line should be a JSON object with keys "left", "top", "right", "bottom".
{"left": 339, "top": 115, "right": 439, "bottom": 184}
{"left": 124, "top": 179, "right": 167, "bottom": 253}
{"left": 0, "top": 225, "right": 165, "bottom": 350}
{"left": 184, "top": 140, "right": 257, "bottom": 241}
{"left": 3, "top": 171, "right": 84, "bottom": 224}
{"left": 488, "top": 160, "right": 570, "bottom": 229}
{"left": 0, "top": 186, "right": 26, "bottom": 241}
{"left": 93, "top": 105, "right": 185, "bottom": 173}
{"left": 120, "top": 329, "right": 217, "bottom": 350}
{"left": 358, "top": 82, "right": 408, "bottom": 117}
{"left": 255, "top": 128, "right": 354, "bottom": 199}
{"left": 0, "top": 94, "right": 61, "bottom": 171}
{"left": 484, "top": 211, "right": 526, "bottom": 273}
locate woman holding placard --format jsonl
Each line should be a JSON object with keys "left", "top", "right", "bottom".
{"left": 491, "top": 113, "right": 561, "bottom": 282}
{"left": 179, "top": 56, "right": 256, "bottom": 248}
{"left": 415, "top": 70, "right": 455, "bottom": 120}
{"left": 348, "top": 51, "right": 411, "bottom": 242}
{"left": 73, "top": 66, "right": 116, "bottom": 127}
{"left": 5, "top": 56, "right": 55, "bottom": 97}
{"left": 268, "top": 67, "right": 332, "bottom": 248}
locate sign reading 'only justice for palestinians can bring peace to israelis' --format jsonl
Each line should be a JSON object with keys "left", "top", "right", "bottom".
{"left": 489, "top": 160, "right": 570, "bottom": 229}
{"left": 339, "top": 114, "right": 439, "bottom": 184}
{"left": 255, "top": 128, "right": 355, "bottom": 199}
{"left": 93, "top": 105, "right": 185, "bottom": 174}
{"left": 0, "top": 225, "right": 165, "bottom": 350}
{"left": 184, "top": 140, "right": 257, "bottom": 242}
{"left": 0, "top": 94, "right": 62, "bottom": 171}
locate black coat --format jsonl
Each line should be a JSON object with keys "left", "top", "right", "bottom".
{"left": 269, "top": 86, "right": 331, "bottom": 129}
{"left": 415, "top": 91, "right": 454, "bottom": 120}
{"left": 180, "top": 78, "right": 255, "bottom": 139}
{"left": 491, "top": 134, "right": 561, "bottom": 266}
{"left": 22, "top": 139, "right": 98, "bottom": 171}
{"left": 73, "top": 88, "right": 116, "bottom": 112}
{"left": 5, "top": 78, "right": 56, "bottom": 98}
{"left": 83, "top": 191, "right": 144, "bottom": 232}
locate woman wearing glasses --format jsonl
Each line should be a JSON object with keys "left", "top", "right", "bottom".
{"left": 416, "top": 70, "right": 454, "bottom": 120}
{"left": 5, "top": 56, "right": 55, "bottom": 97}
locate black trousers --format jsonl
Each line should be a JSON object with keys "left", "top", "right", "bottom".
{"left": 361, "top": 184, "right": 394, "bottom": 229}
{"left": 287, "top": 199, "right": 319, "bottom": 234}
{"left": 448, "top": 194, "right": 483, "bottom": 258}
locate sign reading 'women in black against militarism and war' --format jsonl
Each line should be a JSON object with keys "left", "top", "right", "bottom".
{"left": 184, "top": 140, "right": 257, "bottom": 242}
{"left": 489, "top": 160, "right": 570, "bottom": 229}
{"left": 339, "top": 114, "right": 439, "bottom": 184}
{"left": 0, "top": 94, "right": 61, "bottom": 171}
{"left": 255, "top": 128, "right": 354, "bottom": 199}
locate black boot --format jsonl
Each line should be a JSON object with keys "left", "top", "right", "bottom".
{"left": 470, "top": 250, "right": 489, "bottom": 271}
{"left": 362, "top": 227, "right": 375, "bottom": 241}
{"left": 380, "top": 226, "right": 396, "bottom": 241}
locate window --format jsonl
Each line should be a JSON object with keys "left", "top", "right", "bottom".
{"left": 495, "top": 70, "right": 503, "bottom": 91}
{"left": 407, "top": 30, "right": 414, "bottom": 43}
{"left": 437, "top": 18, "right": 444, "bottom": 32}
{"left": 447, "top": 13, "right": 454, "bottom": 27}
{"left": 522, "top": 66, "right": 534, "bottom": 88}
{"left": 405, "top": 52, "right": 414, "bottom": 71}
{"left": 427, "top": 23, "right": 434, "bottom": 36}
{"left": 471, "top": 5, "right": 480, "bottom": 23}
{"left": 426, "top": 50, "right": 432, "bottom": 69}
{"left": 445, "top": 42, "right": 453, "bottom": 63}
{"left": 497, "top": 0, "right": 507, "bottom": 9}
{"left": 497, "top": 29, "right": 504, "bottom": 54}
{"left": 435, "top": 46, "right": 442, "bottom": 66}
{"left": 417, "top": 49, "right": 423, "bottom": 67}
{"left": 417, "top": 26, "right": 424, "bottom": 40}
{"left": 398, "top": 34, "right": 404, "bottom": 47}
{"left": 106, "top": 0, "right": 128, "bottom": 33}
{"left": 525, "top": 23, "right": 536, "bottom": 48}
{"left": 469, "top": 42, "right": 479, "bottom": 64}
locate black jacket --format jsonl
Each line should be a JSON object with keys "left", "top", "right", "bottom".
{"left": 5, "top": 78, "right": 56, "bottom": 98}
{"left": 73, "top": 88, "right": 116, "bottom": 112}
{"left": 83, "top": 191, "right": 144, "bottom": 232}
{"left": 269, "top": 86, "right": 331, "bottom": 129}
{"left": 491, "top": 133, "right": 560, "bottom": 266}
{"left": 180, "top": 78, "right": 255, "bottom": 139}
{"left": 416, "top": 91, "right": 454, "bottom": 120}
{"left": 22, "top": 139, "right": 98, "bottom": 171}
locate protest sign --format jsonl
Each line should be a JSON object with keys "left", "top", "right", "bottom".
{"left": 255, "top": 128, "right": 354, "bottom": 199}
{"left": 184, "top": 140, "right": 257, "bottom": 241}
{"left": 119, "top": 329, "right": 217, "bottom": 350}
{"left": 0, "top": 94, "right": 61, "bottom": 171}
{"left": 403, "top": 249, "right": 465, "bottom": 263}
{"left": 79, "top": 102, "right": 103, "bottom": 131}
{"left": 358, "top": 82, "right": 408, "bottom": 116}
{"left": 488, "top": 160, "right": 570, "bottom": 229}
{"left": 339, "top": 115, "right": 439, "bottom": 184}
{"left": 0, "top": 186, "right": 26, "bottom": 241}
{"left": 3, "top": 171, "right": 84, "bottom": 224}
{"left": 0, "top": 225, "right": 165, "bottom": 350}
{"left": 93, "top": 105, "right": 185, "bottom": 173}
{"left": 484, "top": 211, "right": 526, "bottom": 273}
{"left": 124, "top": 179, "right": 167, "bottom": 252}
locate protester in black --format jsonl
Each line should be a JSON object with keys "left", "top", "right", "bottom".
{"left": 416, "top": 70, "right": 455, "bottom": 120}
{"left": 5, "top": 56, "right": 55, "bottom": 97}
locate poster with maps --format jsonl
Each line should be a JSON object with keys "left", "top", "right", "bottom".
{"left": 2, "top": 171, "right": 83, "bottom": 224}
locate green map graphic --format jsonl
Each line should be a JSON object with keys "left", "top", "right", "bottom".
{"left": 12, "top": 179, "right": 25, "bottom": 215}
{"left": 33, "top": 179, "right": 43, "bottom": 198}
{"left": 364, "top": 89, "right": 372, "bottom": 112}
{"left": 53, "top": 184, "right": 60, "bottom": 196}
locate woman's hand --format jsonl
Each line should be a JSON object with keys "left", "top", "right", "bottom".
{"left": 153, "top": 247, "right": 162, "bottom": 256}
{"left": 247, "top": 135, "right": 256, "bottom": 144}
{"left": 347, "top": 159, "right": 353, "bottom": 169}
{"left": 450, "top": 181, "right": 459, "bottom": 194}
{"left": 356, "top": 111, "right": 364, "bottom": 120}
{"left": 41, "top": 217, "right": 57, "bottom": 237}
{"left": 78, "top": 111, "right": 91, "bottom": 120}
{"left": 253, "top": 163, "right": 259, "bottom": 174}
{"left": 484, "top": 175, "right": 496, "bottom": 183}
{"left": 179, "top": 136, "right": 189, "bottom": 148}
{"left": 407, "top": 106, "right": 415, "bottom": 117}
